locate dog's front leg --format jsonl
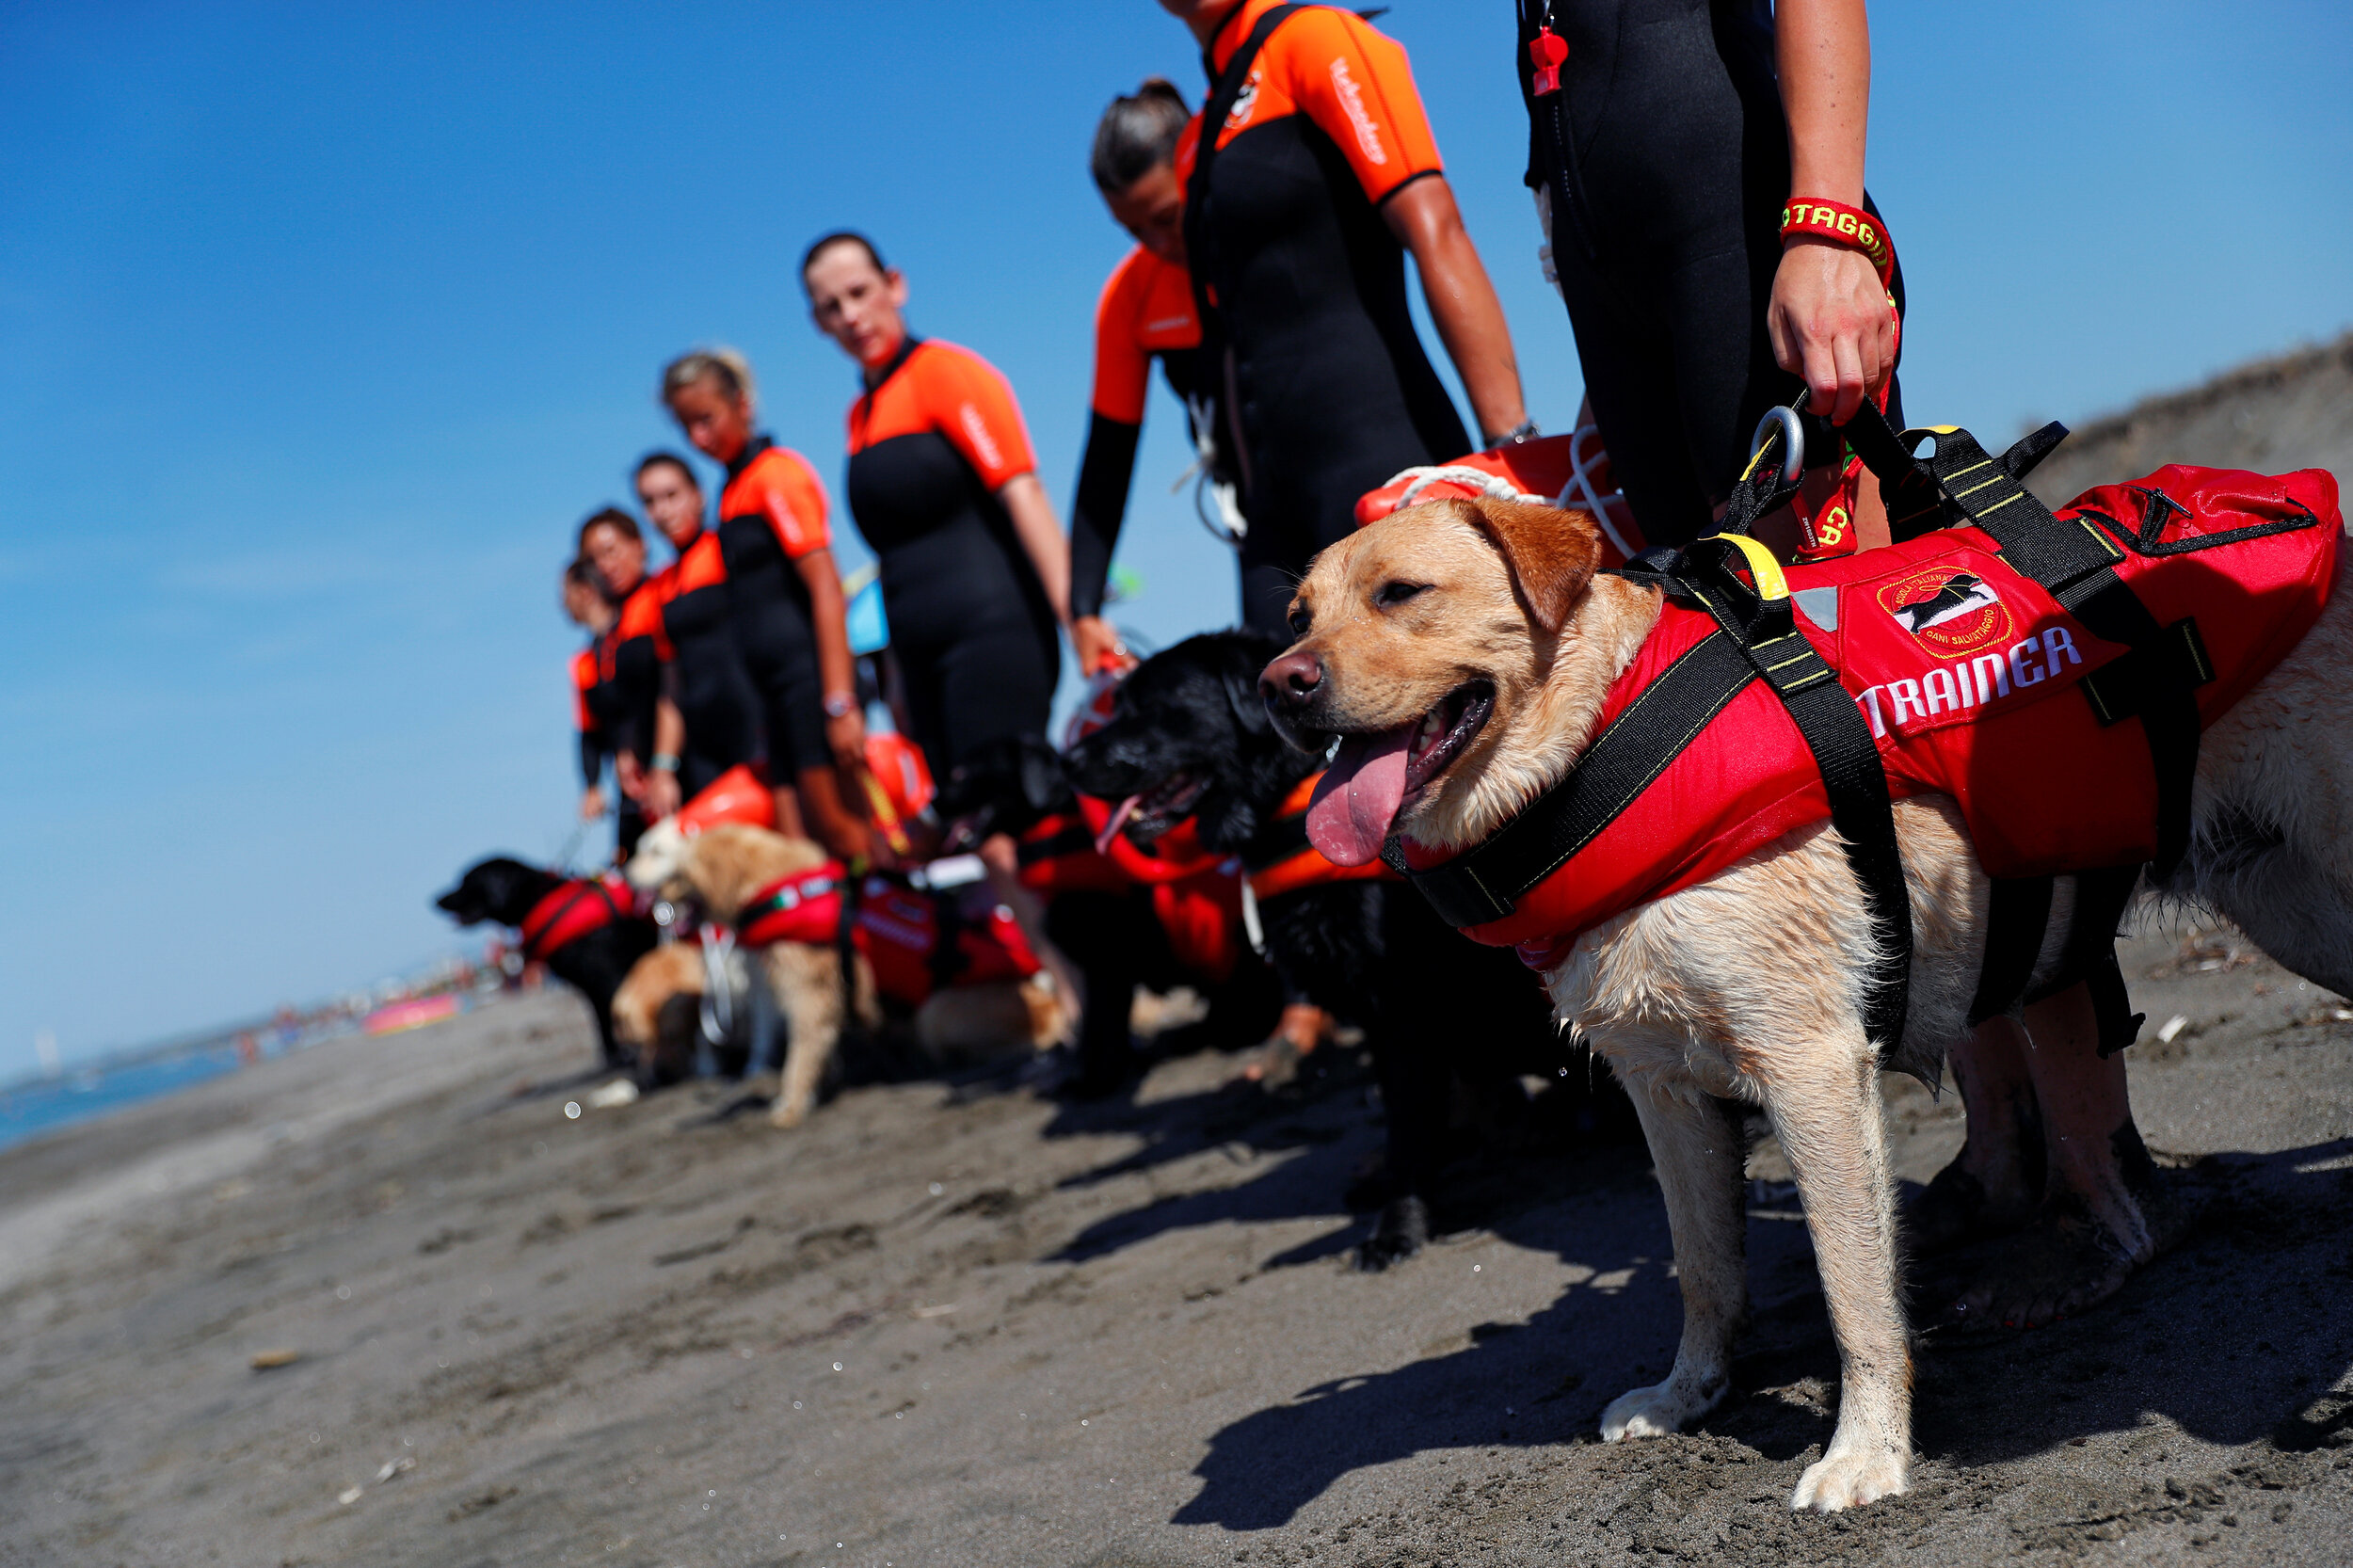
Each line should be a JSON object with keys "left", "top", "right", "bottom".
{"left": 1761, "top": 1042, "right": 1912, "bottom": 1511}
{"left": 767, "top": 945, "right": 846, "bottom": 1129}
{"left": 1601, "top": 1082, "right": 1747, "bottom": 1440}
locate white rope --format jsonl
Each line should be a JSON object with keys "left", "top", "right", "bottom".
{"left": 1393, "top": 465, "right": 1543, "bottom": 509}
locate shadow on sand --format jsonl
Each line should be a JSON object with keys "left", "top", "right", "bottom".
{"left": 1173, "top": 1136, "right": 2353, "bottom": 1530}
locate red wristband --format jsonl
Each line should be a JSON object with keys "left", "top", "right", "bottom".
{"left": 1780, "top": 198, "right": 1894, "bottom": 284}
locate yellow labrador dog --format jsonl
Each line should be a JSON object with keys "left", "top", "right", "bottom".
{"left": 1260, "top": 496, "right": 2353, "bottom": 1511}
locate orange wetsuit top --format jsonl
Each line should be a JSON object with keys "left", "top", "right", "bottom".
{"left": 844, "top": 336, "right": 1060, "bottom": 769}
{"left": 633, "top": 528, "right": 761, "bottom": 781}
{"left": 1070, "top": 245, "right": 1207, "bottom": 621}
{"left": 844, "top": 337, "right": 1048, "bottom": 648}
{"left": 715, "top": 438, "right": 837, "bottom": 772}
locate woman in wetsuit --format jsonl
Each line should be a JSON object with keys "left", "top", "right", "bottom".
{"left": 1068, "top": 79, "right": 1209, "bottom": 677}
{"left": 576, "top": 507, "right": 675, "bottom": 842}
{"left": 593, "top": 470, "right": 762, "bottom": 822}
{"left": 561, "top": 557, "right": 622, "bottom": 829}
{"left": 801, "top": 232, "right": 1070, "bottom": 776}
{"left": 1160, "top": 0, "right": 1533, "bottom": 632}
{"left": 656, "top": 360, "right": 868, "bottom": 861}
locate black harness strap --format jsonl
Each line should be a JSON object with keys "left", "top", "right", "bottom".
{"left": 1181, "top": 2, "right": 1305, "bottom": 501}
{"left": 1966, "top": 875, "right": 2054, "bottom": 1027}
{"left": 1672, "top": 543, "right": 1914, "bottom": 1053}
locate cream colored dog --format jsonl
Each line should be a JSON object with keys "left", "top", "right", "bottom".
{"left": 627, "top": 821, "right": 874, "bottom": 1128}
{"left": 629, "top": 820, "right": 1075, "bottom": 1121}
{"left": 1261, "top": 496, "right": 2353, "bottom": 1511}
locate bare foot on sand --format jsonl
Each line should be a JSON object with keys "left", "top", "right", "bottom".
{"left": 1938, "top": 987, "right": 2183, "bottom": 1328}
{"left": 1240, "top": 1003, "right": 1332, "bottom": 1088}
{"left": 1945, "top": 1118, "right": 2172, "bottom": 1329}
{"left": 1906, "top": 1016, "right": 2043, "bottom": 1256}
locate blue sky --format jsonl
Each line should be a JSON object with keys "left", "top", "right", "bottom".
{"left": 3, "top": 1, "right": 2349, "bottom": 1075}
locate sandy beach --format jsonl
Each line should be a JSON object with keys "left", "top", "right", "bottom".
{"left": 4, "top": 910, "right": 2350, "bottom": 1567}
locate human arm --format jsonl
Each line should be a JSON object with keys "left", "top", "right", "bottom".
{"left": 1383, "top": 177, "right": 1529, "bottom": 445}
{"left": 641, "top": 695, "right": 686, "bottom": 821}
{"left": 1070, "top": 413, "right": 1142, "bottom": 674}
{"left": 1767, "top": 0, "right": 1893, "bottom": 425}
{"left": 578, "top": 730, "right": 609, "bottom": 821}
{"left": 999, "top": 473, "right": 1073, "bottom": 632}
{"left": 793, "top": 546, "right": 868, "bottom": 773}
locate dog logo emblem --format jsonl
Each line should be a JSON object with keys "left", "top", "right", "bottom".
{"left": 1877, "top": 568, "right": 2011, "bottom": 658}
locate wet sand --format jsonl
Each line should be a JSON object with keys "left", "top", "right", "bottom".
{"left": 4, "top": 914, "right": 2351, "bottom": 1567}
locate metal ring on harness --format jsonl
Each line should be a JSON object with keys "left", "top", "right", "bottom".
{"left": 696, "top": 923, "right": 736, "bottom": 1059}
{"left": 1748, "top": 404, "right": 1806, "bottom": 488}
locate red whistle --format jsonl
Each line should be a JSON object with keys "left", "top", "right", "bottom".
{"left": 1529, "top": 27, "right": 1567, "bottom": 95}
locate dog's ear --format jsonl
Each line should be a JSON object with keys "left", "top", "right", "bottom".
{"left": 1220, "top": 659, "right": 1273, "bottom": 738}
{"left": 1460, "top": 499, "right": 1602, "bottom": 634}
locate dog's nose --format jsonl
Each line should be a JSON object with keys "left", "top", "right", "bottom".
{"left": 1259, "top": 649, "right": 1323, "bottom": 712}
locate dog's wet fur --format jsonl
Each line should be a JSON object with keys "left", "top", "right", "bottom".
{"left": 435, "top": 856, "right": 657, "bottom": 1067}
{"left": 1066, "top": 630, "right": 1635, "bottom": 1268}
{"left": 1268, "top": 495, "right": 2353, "bottom": 1508}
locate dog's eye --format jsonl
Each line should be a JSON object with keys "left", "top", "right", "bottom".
{"left": 1287, "top": 605, "right": 1312, "bottom": 635}
{"left": 1375, "top": 581, "right": 1431, "bottom": 608}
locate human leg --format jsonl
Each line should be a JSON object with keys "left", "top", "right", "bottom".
{"left": 1906, "top": 1014, "right": 2042, "bottom": 1255}
{"left": 1949, "top": 982, "right": 2163, "bottom": 1329}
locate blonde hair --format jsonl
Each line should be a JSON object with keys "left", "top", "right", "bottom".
{"left": 661, "top": 346, "right": 756, "bottom": 410}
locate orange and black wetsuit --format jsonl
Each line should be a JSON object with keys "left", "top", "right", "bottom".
{"left": 634, "top": 529, "right": 761, "bottom": 799}
{"left": 716, "top": 439, "right": 837, "bottom": 774}
{"left": 1069, "top": 245, "right": 1209, "bottom": 625}
{"left": 844, "top": 338, "right": 1058, "bottom": 773}
{"left": 1180, "top": 0, "right": 1470, "bottom": 632}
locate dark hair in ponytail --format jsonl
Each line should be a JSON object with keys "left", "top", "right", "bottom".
{"left": 1089, "top": 77, "right": 1191, "bottom": 195}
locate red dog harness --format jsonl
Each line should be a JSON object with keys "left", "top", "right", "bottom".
{"left": 518, "top": 875, "right": 636, "bottom": 962}
{"left": 1393, "top": 411, "right": 2339, "bottom": 1053}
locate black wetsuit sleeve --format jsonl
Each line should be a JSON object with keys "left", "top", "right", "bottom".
{"left": 1069, "top": 410, "right": 1142, "bottom": 622}
{"left": 579, "top": 730, "right": 607, "bottom": 789}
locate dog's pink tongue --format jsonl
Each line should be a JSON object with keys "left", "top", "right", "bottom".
{"left": 1306, "top": 728, "right": 1413, "bottom": 867}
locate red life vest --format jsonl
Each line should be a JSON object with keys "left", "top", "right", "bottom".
{"left": 674, "top": 763, "right": 776, "bottom": 835}
{"left": 518, "top": 875, "right": 637, "bottom": 961}
{"left": 853, "top": 876, "right": 1042, "bottom": 1006}
{"left": 730, "top": 864, "right": 1044, "bottom": 1007}
{"left": 735, "top": 864, "right": 848, "bottom": 948}
{"left": 1401, "top": 464, "right": 2340, "bottom": 965}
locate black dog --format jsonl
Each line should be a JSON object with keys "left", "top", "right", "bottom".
{"left": 936, "top": 735, "right": 1285, "bottom": 1097}
{"left": 1066, "top": 631, "right": 1629, "bottom": 1268}
{"left": 435, "top": 856, "right": 658, "bottom": 1067}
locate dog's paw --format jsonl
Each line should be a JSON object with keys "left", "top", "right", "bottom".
{"left": 1790, "top": 1444, "right": 1909, "bottom": 1512}
{"left": 1599, "top": 1377, "right": 1724, "bottom": 1441}
{"left": 1353, "top": 1194, "right": 1430, "bottom": 1272}
{"left": 769, "top": 1098, "right": 810, "bottom": 1130}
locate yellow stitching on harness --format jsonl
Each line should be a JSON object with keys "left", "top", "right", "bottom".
{"left": 1706, "top": 532, "right": 1790, "bottom": 601}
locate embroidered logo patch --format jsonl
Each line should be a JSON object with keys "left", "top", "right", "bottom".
{"left": 1878, "top": 568, "right": 2011, "bottom": 658}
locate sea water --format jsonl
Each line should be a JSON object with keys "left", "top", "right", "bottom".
{"left": 0, "top": 1046, "right": 247, "bottom": 1156}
